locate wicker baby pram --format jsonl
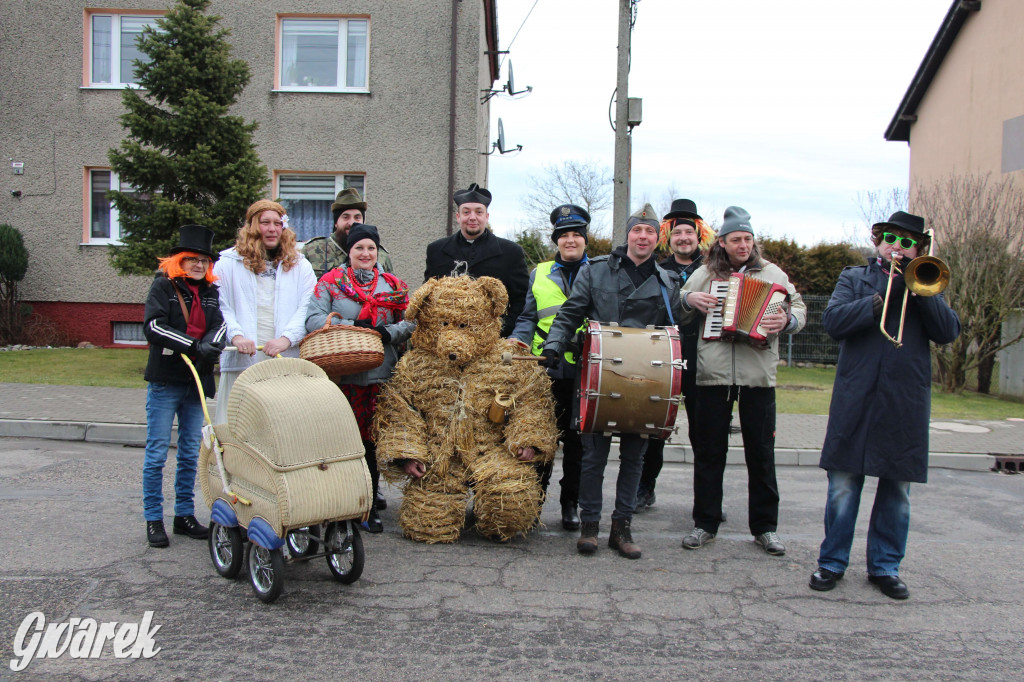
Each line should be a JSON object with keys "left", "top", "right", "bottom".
{"left": 196, "top": 357, "right": 372, "bottom": 602}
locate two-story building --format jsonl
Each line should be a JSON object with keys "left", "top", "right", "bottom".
{"left": 0, "top": 1, "right": 498, "bottom": 346}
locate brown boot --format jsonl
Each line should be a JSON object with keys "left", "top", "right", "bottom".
{"left": 577, "top": 521, "right": 599, "bottom": 555}
{"left": 609, "top": 517, "right": 641, "bottom": 559}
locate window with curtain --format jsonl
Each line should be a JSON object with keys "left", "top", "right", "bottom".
{"left": 279, "top": 17, "right": 368, "bottom": 91}
{"left": 277, "top": 174, "right": 366, "bottom": 242}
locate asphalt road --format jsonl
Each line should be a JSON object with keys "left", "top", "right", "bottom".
{"left": 1, "top": 436, "right": 1022, "bottom": 680}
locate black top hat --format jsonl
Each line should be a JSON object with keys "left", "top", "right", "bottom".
{"left": 872, "top": 211, "right": 927, "bottom": 236}
{"left": 170, "top": 224, "right": 216, "bottom": 260}
{"left": 453, "top": 183, "right": 492, "bottom": 207}
{"left": 663, "top": 199, "right": 702, "bottom": 222}
{"left": 346, "top": 223, "right": 381, "bottom": 251}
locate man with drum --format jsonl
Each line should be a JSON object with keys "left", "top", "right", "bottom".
{"left": 678, "top": 206, "right": 805, "bottom": 556}
{"left": 635, "top": 199, "right": 714, "bottom": 513}
{"left": 511, "top": 203, "right": 591, "bottom": 532}
{"left": 541, "top": 204, "right": 683, "bottom": 559}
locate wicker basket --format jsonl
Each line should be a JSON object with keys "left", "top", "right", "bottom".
{"left": 300, "top": 312, "right": 384, "bottom": 377}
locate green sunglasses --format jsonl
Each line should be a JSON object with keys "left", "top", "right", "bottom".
{"left": 882, "top": 232, "right": 919, "bottom": 249}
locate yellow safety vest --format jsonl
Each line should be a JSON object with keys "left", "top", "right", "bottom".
{"left": 530, "top": 261, "right": 584, "bottom": 364}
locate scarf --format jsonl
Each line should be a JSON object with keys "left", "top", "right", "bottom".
{"left": 184, "top": 281, "right": 206, "bottom": 339}
{"left": 316, "top": 266, "right": 409, "bottom": 324}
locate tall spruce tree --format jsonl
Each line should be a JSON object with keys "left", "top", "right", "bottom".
{"left": 108, "top": 0, "right": 268, "bottom": 274}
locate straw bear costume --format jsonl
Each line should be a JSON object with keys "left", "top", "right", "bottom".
{"left": 374, "top": 275, "right": 558, "bottom": 543}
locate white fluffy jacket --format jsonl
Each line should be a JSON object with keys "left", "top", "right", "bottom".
{"left": 213, "top": 247, "right": 317, "bottom": 372}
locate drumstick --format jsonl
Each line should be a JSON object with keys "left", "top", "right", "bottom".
{"left": 500, "top": 351, "right": 544, "bottom": 364}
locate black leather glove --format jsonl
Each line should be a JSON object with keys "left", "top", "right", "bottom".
{"left": 373, "top": 324, "right": 392, "bottom": 344}
{"left": 539, "top": 349, "right": 560, "bottom": 369}
{"left": 871, "top": 293, "right": 884, "bottom": 319}
{"left": 352, "top": 318, "right": 374, "bottom": 329}
{"left": 194, "top": 340, "right": 221, "bottom": 364}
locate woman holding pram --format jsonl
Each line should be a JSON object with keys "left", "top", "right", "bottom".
{"left": 143, "top": 225, "right": 227, "bottom": 548}
{"left": 213, "top": 200, "right": 316, "bottom": 425}
{"left": 306, "top": 223, "right": 413, "bottom": 533}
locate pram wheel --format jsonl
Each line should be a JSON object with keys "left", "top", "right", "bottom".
{"left": 247, "top": 543, "right": 285, "bottom": 603}
{"left": 325, "top": 520, "right": 364, "bottom": 584}
{"left": 208, "top": 522, "right": 243, "bottom": 579}
{"left": 286, "top": 526, "right": 320, "bottom": 557}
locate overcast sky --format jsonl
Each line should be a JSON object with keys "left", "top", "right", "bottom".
{"left": 486, "top": 0, "right": 951, "bottom": 245}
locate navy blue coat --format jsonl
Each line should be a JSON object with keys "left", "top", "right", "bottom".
{"left": 819, "top": 258, "right": 960, "bottom": 483}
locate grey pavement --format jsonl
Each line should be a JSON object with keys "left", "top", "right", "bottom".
{"left": 1, "top": 436, "right": 1022, "bottom": 680}
{"left": 2, "top": 382, "right": 1023, "bottom": 472}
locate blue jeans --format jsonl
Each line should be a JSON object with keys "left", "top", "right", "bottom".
{"left": 817, "top": 469, "right": 911, "bottom": 577}
{"left": 578, "top": 433, "right": 647, "bottom": 523}
{"left": 143, "top": 382, "right": 205, "bottom": 522}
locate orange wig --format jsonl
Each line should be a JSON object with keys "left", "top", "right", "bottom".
{"left": 157, "top": 251, "right": 218, "bottom": 284}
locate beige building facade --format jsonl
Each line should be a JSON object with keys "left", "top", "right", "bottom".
{"left": 886, "top": 0, "right": 1024, "bottom": 188}
{"left": 0, "top": 1, "right": 497, "bottom": 345}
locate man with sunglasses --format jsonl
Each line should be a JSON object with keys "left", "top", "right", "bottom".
{"left": 810, "top": 211, "right": 960, "bottom": 600}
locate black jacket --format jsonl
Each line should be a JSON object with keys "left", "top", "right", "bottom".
{"left": 143, "top": 275, "right": 227, "bottom": 397}
{"left": 819, "top": 258, "right": 960, "bottom": 483}
{"left": 543, "top": 249, "right": 683, "bottom": 356}
{"left": 658, "top": 253, "right": 703, "bottom": 394}
{"left": 424, "top": 229, "right": 529, "bottom": 338}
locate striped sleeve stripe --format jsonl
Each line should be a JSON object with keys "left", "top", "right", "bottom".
{"left": 210, "top": 323, "right": 227, "bottom": 345}
{"left": 148, "top": 319, "right": 194, "bottom": 347}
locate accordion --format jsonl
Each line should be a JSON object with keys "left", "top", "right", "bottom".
{"left": 701, "top": 273, "right": 788, "bottom": 346}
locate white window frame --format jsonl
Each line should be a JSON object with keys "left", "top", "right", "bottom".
{"left": 85, "top": 12, "right": 162, "bottom": 88}
{"left": 276, "top": 16, "right": 369, "bottom": 93}
{"left": 86, "top": 168, "right": 144, "bottom": 245}
{"left": 113, "top": 322, "right": 147, "bottom": 346}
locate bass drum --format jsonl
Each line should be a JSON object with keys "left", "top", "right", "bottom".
{"left": 578, "top": 321, "right": 683, "bottom": 438}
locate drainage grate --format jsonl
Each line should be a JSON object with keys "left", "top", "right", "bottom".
{"left": 992, "top": 456, "right": 1024, "bottom": 474}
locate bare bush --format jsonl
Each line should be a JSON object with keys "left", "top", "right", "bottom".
{"left": 913, "top": 174, "right": 1024, "bottom": 393}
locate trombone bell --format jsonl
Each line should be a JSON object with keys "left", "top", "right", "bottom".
{"left": 905, "top": 255, "right": 950, "bottom": 297}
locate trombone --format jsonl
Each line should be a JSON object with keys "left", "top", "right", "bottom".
{"left": 879, "top": 229, "right": 950, "bottom": 348}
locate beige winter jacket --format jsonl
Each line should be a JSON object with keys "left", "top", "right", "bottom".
{"left": 679, "top": 260, "right": 805, "bottom": 387}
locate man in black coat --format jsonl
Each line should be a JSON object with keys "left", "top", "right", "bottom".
{"left": 809, "top": 211, "right": 960, "bottom": 600}
{"left": 424, "top": 183, "right": 529, "bottom": 338}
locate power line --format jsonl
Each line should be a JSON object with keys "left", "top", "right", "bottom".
{"left": 499, "top": 0, "right": 541, "bottom": 72}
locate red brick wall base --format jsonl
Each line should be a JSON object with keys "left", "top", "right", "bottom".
{"left": 23, "top": 301, "right": 146, "bottom": 348}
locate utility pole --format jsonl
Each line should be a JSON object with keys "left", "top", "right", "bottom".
{"left": 612, "top": 0, "right": 633, "bottom": 245}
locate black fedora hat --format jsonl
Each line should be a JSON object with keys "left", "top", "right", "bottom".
{"left": 169, "top": 224, "right": 216, "bottom": 260}
{"left": 663, "top": 199, "right": 702, "bottom": 222}
{"left": 872, "top": 211, "right": 927, "bottom": 236}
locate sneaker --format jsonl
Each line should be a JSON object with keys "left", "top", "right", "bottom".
{"left": 634, "top": 487, "right": 653, "bottom": 513}
{"left": 754, "top": 531, "right": 786, "bottom": 556}
{"left": 172, "top": 515, "right": 209, "bottom": 540}
{"left": 362, "top": 507, "right": 383, "bottom": 534}
{"left": 147, "top": 520, "right": 169, "bottom": 548}
{"left": 681, "top": 527, "right": 715, "bottom": 550}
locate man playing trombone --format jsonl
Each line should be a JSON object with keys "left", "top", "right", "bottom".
{"left": 810, "top": 211, "right": 960, "bottom": 600}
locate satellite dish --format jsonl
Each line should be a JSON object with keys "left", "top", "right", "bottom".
{"left": 485, "top": 118, "right": 522, "bottom": 155}
{"left": 497, "top": 118, "right": 507, "bottom": 154}
{"left": 504, "top": 61, "right": 531, "bottom": 97}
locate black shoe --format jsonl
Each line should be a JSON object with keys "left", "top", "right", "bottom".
{"left": 809, "top": 567, "right": 844, "bottom": 592}
{"left": 147, "top": 520, "right": 169, "bottom": 548}
{"left": 869, "top": 575, "right": 909, "bottom": 600}
{"left": 374, "top": 490, "right": 387, "bottom": 510}
{"left": 172, "top": 515, "right": 209, "bottom": 539}
{"left": 561, "top": 503, "right": 580, "bottom": 531}
{"left": 362, "top": 508, "right": 383, "bottom": 534}
{"left": 634, "top": 487, "right": 654, "bottom": 513}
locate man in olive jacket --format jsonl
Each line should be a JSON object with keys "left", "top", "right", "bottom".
{"left": 679, "top": 206, "right": 806, "bottom": 557}
{"left": 423, "top": 183, "right": 528, "bottom": 338}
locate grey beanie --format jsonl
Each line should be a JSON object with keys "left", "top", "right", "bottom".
{"left": 718, "top": 206, "right": 753, "bottom": 237}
